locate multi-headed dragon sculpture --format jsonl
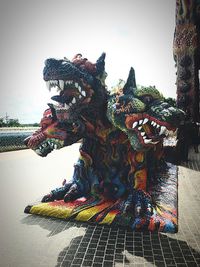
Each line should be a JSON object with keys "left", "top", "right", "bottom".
{"left": 25, "top": 53, "right": 184, "bottom": 232}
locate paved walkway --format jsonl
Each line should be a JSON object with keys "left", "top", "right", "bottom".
{"left": 0, "top": 144, "right": 199, "bottom": 267}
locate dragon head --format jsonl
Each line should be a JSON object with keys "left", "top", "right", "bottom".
{"left": 107, "top": 68, "right": 185, "bottom": 151}
{"left": 25, "top": 53, "right": 107, "bottom": 156}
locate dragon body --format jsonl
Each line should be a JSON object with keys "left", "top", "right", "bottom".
{"left": 25, "top": 53, "right": 184, "bottom": 232}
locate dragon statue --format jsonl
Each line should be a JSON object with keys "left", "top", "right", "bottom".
{"left": 24, "top": 53, "right": 184, "bottom": 232}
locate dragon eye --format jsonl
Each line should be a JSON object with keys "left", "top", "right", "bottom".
{"left": 141, "top": 95, "right": 153, "bottom": 104}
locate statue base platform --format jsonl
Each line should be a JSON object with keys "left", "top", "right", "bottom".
{"left": 24, "top": 162, "right": 178, "bottom": 233}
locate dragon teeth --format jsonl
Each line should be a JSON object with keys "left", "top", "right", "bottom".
{"left": 159, "top": 126, "right": 167, "bottom": 135}
{"left": 141, "top": 132, "right": 145, "bottom": 136}
{"left": 132, "top": 121, "right": 138, "bottom": 128}
{"left": 59, "top": 80, "right": 64, "bottom": 90}
{"left": 144, "top": 139, "right": 152, "bottom": 144}
{"left": 143, "top": 118, "right": 148, "bottom": 124}
{"left": 72, "top": 97, "right": 76, "bottom": 104}
{"left": 132, "top": 119, "right": 148, "bottom": 129}
{"left": 50, "top": 80, "right": 58, "bottom": 85}
{"left": 65, "top": 80, "right": 72, "bottom": 85}
{"left": 64, "top": 103, "right": 70, "bottom": 110}
{"left": 54, "top": 144, "right": 58, "bottom": 149}
{"left": 46, "top": 80, "right": 60, "bottom": 91}
{"left": 82, "top": 90, "right": 86, "bottom": 97}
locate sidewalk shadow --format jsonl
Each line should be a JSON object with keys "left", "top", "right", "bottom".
{"left": 21, "top": 214, "right": 84, "bottom": 237}
{"left": 22, "top": 215, "right": 200, "bottom": 267}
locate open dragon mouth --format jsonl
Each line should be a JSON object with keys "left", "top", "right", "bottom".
{"left": 34, "top": 138, "right": 64, "bottom": 157}
{"left": 46, "top": 79, "right": 93, "bottom": 110}
{"left": 24, "top": 126, "right": 65, "bottom": 157}
{"left": 125, "top": 115, "right": 174, "bottom": 146}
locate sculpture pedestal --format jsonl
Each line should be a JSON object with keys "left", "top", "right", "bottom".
{"left": 25, "top": 162, "right": 178, "bottom": 233}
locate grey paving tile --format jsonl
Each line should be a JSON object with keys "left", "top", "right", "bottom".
{"left": 1, "top": 148, "right": 200, "bottom": 267}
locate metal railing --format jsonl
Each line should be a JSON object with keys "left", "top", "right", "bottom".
{"left": 0, "top": 127, "right": 39, "bottom": 152}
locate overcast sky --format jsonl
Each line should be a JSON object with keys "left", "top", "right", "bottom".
{"left": 0, "top": 0, "right": 176, "bottom": 124}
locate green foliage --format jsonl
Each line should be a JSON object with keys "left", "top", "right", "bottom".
{"left": 0, "top": 117, "right": 20, "bottom": 127}
{"left": 0, "top": 116, "right": 39, "bottom": 127}
{"left": 7, "top": 119, "right": 20, "bottom": 127}
{"left": 21, "top": 123, "right": 40, "bottom": 127}
{"left": 0, "top": 118, "right": 5, "bottom": 127}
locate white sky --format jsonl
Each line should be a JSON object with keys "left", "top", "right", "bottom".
{"left": 0, "top": 0, "right": 176, "bottom": 124}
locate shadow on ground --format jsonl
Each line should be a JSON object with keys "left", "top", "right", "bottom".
{"left": 164, "top": 145, "right": 200, "bottom": 172}
{"left": 22, "top": 215, "right": 200, "bottom": 267}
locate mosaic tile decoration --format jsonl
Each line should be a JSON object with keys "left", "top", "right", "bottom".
{"left": 24, "top": 53, "right": 183, "bottom": 233}
{"left": 25, "top": 162, "right": 178, "bottom": 233}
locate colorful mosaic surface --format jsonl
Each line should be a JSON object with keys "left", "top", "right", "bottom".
{"left": 24, "top": 53, "right": 184, "bottom": 232}
{"left": 25, "top": 162, "right": 178, "bottom": 232}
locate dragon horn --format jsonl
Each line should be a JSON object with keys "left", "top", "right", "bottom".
{"left": 123, "top": 67, "right": 136, "bottom": 95}
{"left": 96, "top": 52, "right": 106, "bottom": 75}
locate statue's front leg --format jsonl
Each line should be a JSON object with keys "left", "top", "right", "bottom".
{"left": 41, "top": 158, "right": 90, "bottom": 203}
{"left": 63, "top": 161, "right": 90, "bottom": 202}
{"left": 41, "top": 181, "right": 73, "bottom": 202}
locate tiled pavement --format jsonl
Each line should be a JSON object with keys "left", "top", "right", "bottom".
{"left": 21, "top": 215, "right": 200, "bottom": 267}
{"left": 0, "top": 145, "right": 200, "bottom": 267}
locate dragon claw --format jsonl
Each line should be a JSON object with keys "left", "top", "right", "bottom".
{"left": 63, "top": 184, "right": 81, "bottom": 202}
{"left": 41, "top": 193, "right": 55, "bottom": 203}
{"left": 132, "top": 190, "right": 153, "bottom": 217}
{"left": 135, "top": 204, "right": 142, "bottom": 216}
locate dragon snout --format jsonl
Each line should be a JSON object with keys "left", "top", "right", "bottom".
{"left": 23, "top": 131, "right": 46, "bottom": 149}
